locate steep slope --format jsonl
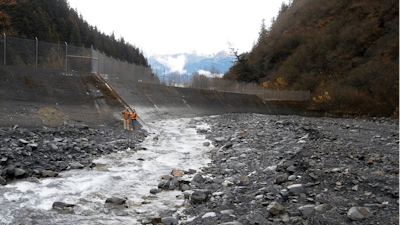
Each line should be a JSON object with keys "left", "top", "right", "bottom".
{"left": 0, "top": 0, "right": 149, "bottom": 66}
{"left": 225, "top": 0, "right": 399, "bottom": 117}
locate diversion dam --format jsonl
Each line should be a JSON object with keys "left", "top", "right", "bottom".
{"left": 0, "top": 65, "right": 299, "bottom": 128}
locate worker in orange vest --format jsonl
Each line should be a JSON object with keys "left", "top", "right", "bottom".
{"left": 122, "top": 107, "right": 131, "bottom": 130}
{"left": 130, "top": 109, "right": 138, "bottom": 131}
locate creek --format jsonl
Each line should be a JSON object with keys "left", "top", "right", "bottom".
{"left": 0, "top": 117, "right": 212, "bottom": 224}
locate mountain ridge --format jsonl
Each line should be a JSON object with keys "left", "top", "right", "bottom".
{"left": 148, "top": 51, "right": 235, "bottom": 75}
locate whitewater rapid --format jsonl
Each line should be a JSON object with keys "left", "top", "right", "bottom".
{"left": 0, "top": 117, "right": 213, "bottom": 224}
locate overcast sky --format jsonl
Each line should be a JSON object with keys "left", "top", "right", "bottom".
{"left": 67, "top": 0, "right": 288, "bottom": 57}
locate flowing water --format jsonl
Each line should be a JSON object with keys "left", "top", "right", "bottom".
{"left": 0, "top": 117, "right": 212, "bottom": 224}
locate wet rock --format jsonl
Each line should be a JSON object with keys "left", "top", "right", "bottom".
{"left": 191, "top": 174, "right": 204, "bottom": 184}
{"left": 161, "top": 217, "right": 178, "bottom": 225}
{"left": 69, "top": 162, "right": 84, "bottom": 169}
{"left": 14, "top": 168, "right": 26, "bottom": 177}
{"left": 347, "top": 207, "right": 372, "bottom": 220}
{"left": 105, "top": 197, "right": 126, "bottom": 205}
{"left": 162, "top": 175, "right": 173, "bottom": 180}
{"left": 5, "top": 166, "right": 15, "bottom": 178}
{"left": 190, "top": 190, "right": 210, "bottom": 204}
{"left": 0, "top": 176, "right": 6, "bottom": 185}
{"left": 42, "top": 170, "right": 58, "bottom": 177}
{"left": 203, "top": 142, "right": 210, "bottom": 146}
{"left": 52, "top": 201, "right": 75, "bottom": 210}
{"left": 158, "top": 180, "right": 170, "bottom": 189}
{"left": 202, "top": 212, "right": 216, "bottom": 218}
{"left": 172, "top": 170, "right": 183, "bottom": 177}
{"left": 220, "top": 222, "right": 242, "bottom": 225}
{"left": 150, "top": 188, "right": 161, "bottom": 194}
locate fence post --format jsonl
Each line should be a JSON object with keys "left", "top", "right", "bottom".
{"left": 90, "top": 45, "right": 93, "bottom": 73}
{"left": 65, "top": 41, "right": 68, "bottom": 71}
{"left": 35, "top": 37, "right": 38, "bottom": 68}
{"left": 3, "top": 33, "right": 6, "bottom": 65}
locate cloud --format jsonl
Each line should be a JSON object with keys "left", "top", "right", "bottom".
{"left": 156, "top": 55, "right": 187, "bottom": 74}
{"left": 197, "top": 69, "right": 224, "bottom": 78}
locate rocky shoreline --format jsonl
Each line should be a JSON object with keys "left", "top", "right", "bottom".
{"left": 151, "top": 114, "right": 399, "bottom": 225}
{"left": 0, "top": 122, "right": 147, "bottom": 185}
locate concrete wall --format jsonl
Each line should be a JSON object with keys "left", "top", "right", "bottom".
{"left": 0, "top": 65, "right": 298, "bottom": 128}
{"left": 101, "top": 73, "right": 298, "bottom": 123}
{"left": 0, "top": 66, "right": 124, "bottom": 127}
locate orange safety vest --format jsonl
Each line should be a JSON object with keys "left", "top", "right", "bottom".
{"left": 122, "top": 110, "right": 131, "bottom": 119}
{"left": 131, "top": 112, "right": 138, "bottom": 120}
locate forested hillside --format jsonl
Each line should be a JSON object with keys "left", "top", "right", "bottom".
{"left": 0, "top": 0, "right": 149, "bottom": 66}
{"left": 224, "top": 0, "right": 399, "bottom": 117}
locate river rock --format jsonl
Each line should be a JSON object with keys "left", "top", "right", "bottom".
{"left": 275, "top": 173, "right": 288, "bottom": 184}
{"left": 266, "top": 201, "right": 284, "bottom": 215}
{"left": 19, "top": 139, "right": 29, "bottom": 144}
{"left": 14, "top": 168, "right": 26, "bottom": 177}
{"left": 202, "top": 212, "right": 216, "bottom": 218}
{"left": 298, "top": 204, "right": 316, "bottom": 216}
{"left": 158, "top": 180, "right": 170, "bottom": 189}
{"left": 247, "top": 213, "right": 268, "bottom": 224}
{"left": 220, "top": 222, "right": 242, "bottom": 225}
{"left": 161, "top": 217, "right": 178, "bottom": 225}
{"left": 347, "top": 207, "right": 372, "bottom": 220}
{"left": 0, "top": 176, "right": 6, "bottom": 185}
{"left": 150, "top": 188, "right": 161, "bottom": 194}
{"left": 105, "top": 197, "right": 126, "bottom": 205}
{"left": 191, "top": 174, "right": 204, "bottom": 184}
{"left": 42, "top": 170, "right": 58, "bottom": 177}
{"left": 69, "top": 162, "right": 84, "bottom": 169}
{"left": 52, "top": 201, "right": 75, "bottom": 210}
{"left": 287, "top": 184, "right": 307, "bottom": 195}
{"left": 190, "top": 190, "right": 210, "bottom": 204}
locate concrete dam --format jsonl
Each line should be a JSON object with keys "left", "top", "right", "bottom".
{"left": 0, "top": 65, "right": 297, "bottom": 128}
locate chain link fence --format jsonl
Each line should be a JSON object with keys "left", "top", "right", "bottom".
{"left": 1, "top": 34, "right": 157, "bottom": 83}
{"left": 91, "top": 48, "right": 159, "bottom": 84}
{"left": 1, "top": 34, "right": 309, "bottom": 100}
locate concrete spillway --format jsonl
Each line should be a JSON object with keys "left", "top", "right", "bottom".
{"left": 0, "top": 65, "right": 297, "bottom": 127}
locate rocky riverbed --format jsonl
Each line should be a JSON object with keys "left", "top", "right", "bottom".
{"left": 0, "top": 114, "right": 398, "bottom": 225}
{"left": 151, "top": 114, "right": 399, "bottom": 225}
{"left": 0, "top": 122, "right": 147, "bottom": 185}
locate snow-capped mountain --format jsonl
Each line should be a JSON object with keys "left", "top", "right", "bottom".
{"left": 148, "top": 51, "right": 235, "bottom": 76}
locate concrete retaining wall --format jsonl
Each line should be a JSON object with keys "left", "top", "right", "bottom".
{"left": 0, "top": 65, "right": 299, "bottom": 128}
